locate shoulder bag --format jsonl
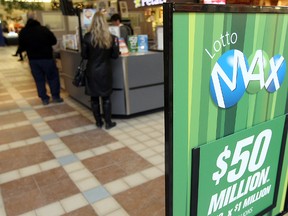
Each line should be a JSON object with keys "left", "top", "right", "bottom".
{"left": 72, "top": 59, "right": 86, "bottom": 87}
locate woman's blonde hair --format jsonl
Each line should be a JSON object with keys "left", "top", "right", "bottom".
{"left": 89, "top": 11, "right": 112, "bottom": 49}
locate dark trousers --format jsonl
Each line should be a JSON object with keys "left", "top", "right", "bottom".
{"left": 29, "top": 59, "right": 61, "bottom": 101}
{"left": 16, "top": 46, "right": 23, "bottom": 60}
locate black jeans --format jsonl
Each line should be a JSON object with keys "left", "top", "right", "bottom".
{"left": 29, "top": 59, "right": 61, "bottom": 101}
{"left": 16, "top": 46, "right": 23, "bottom": 60}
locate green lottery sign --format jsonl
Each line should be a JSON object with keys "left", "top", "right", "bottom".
{"left": 209, "top": 49, "right": 286, "bottom": 108}
{"left": 164, "top": 4, "right": 288, "bottom": 216}
{"left": 192, "top": 115, "right": 286, "bottom": 216}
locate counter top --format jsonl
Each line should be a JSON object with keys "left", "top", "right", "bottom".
{"left": 60, "top": 49, "right": 163, "bottom": 57}
{"left": 3, "top": 32, "right": 18, "bottom": 38}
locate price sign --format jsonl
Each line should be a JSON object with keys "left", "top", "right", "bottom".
{"left": 191, "top": 115, "right": 287, "bottom": 216}
{"left": 212, "top": 129, "right": 271, "bottom": 186}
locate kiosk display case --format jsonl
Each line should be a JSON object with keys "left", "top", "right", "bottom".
{"left": 60, "top": 50, "right": 164, "bottom": 116}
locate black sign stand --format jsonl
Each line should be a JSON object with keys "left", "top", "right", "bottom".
{"left": 164, "top": 3, "right": 174, "bottom": 216}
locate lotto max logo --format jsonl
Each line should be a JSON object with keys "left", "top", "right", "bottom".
{"left": 210, "top": 50, "right": 286, "bottom": 108}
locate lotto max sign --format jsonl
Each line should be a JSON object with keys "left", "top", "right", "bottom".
{"left": 209, "top": 49, "right": 287, "bottom": 109}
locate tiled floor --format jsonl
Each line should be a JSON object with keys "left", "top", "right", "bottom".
{"left": 0, "top": 47, "right": 165, "bottom": 216}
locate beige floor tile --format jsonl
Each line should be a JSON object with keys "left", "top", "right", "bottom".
{"left": 60, "top": 194, "right": 88, "bottom": 213}
{"left": 76, "top": 150, "right": 95, "bottom": 160}
{"left": 129, "top": 143, "right": 147, "bottom": 152}
{"left": 105, "top": 208, "right": 129, "bottom": 216}
{"left": 53, "top": 148, "right": 73, "bottom": 157}
{"left": 26, "top": 137, "right": 42, "bottom": 145}
{"left": 0, "top": 170, "right": 21, "bottom": 184}
{"left": 123, "top": 173, "right": 148, "bottom": 188}
{"left": 8, "top": 140, "right": 26, "bottom": 149}
{"left": 39, "top": 160, "right": 60, "bottom": 171}
{"left": 62, "top": 205, "right": 98, "bottom": 216}
{"left": 141, "top": 167, "right": 164, "bottom": 180}
{"left": 19, "top": 211, "right": 37, "bottom": 216}
{"left": 106, "top": 142, "right": 125, "bottom": 151}
{"left": 19, "top": 165, "right": 41, "bottom": 177}
{"left": 147, "top": 155, "right": 164, "bottom": 165}
{"left": 63, "top": 162, "right": 85, "bottom": 173}
{"left": 91, "top": 146, "right": 110, "bottom": 156}
{"left": 104, "top": 179, "right": 130, "bottom": 195}
{"left": 138, "top": 148, "right": 157, "bottom": 158}
{"left": 69, "top": 169, "right": 94, "bottom": 182}
{"left": 75, "top": 177, "right": 100, "bottom": 192}
{"left": 35, "top": 202, "right": 65, "bottom": 216}
{"left": 92, "top": 197, "right": 120, "bottom": 216}
{"left": 120, "top": 138, "right": 139, "bottom": 146}
{"left": 0, "top": 144, "right": 9, "bottom": 152}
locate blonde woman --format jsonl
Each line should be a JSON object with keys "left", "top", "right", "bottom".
{"left": 82, "top": 11, "right": 119, "bottom": 129}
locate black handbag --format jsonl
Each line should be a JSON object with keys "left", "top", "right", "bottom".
{"left": 72, "top": 59, "right": 86, "bottom": 87}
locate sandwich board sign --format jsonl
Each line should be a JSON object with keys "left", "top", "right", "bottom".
{"left": 164, "top": 3, "right": 288, "bottom": 216}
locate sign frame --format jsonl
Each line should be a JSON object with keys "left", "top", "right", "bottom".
{"left": 163, "top": 3, "right": 288, "bottom": 216}
{"left": 191, "top": 115, "right": 288, "bottom": 216}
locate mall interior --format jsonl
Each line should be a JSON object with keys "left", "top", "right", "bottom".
{"left": 0, "top": 45, "right": 165, "bottom": 216}
{"left": 0, "top": 0, "right": 287, "bottom": 215}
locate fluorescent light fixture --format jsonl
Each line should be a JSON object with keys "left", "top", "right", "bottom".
{"left": 4, "top": 0, "right": 51, "bottom": 2}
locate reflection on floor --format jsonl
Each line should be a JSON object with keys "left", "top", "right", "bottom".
{"left": 0, "top": 46, "right": 165, "bottom": 216}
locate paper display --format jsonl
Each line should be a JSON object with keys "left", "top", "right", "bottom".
{"left": 109, "top": 26, "right": 120, "bottom": 38}
{"left": 128, "top": 35, "right": 138, "bottom": 52}
{"left": 119, "top": 38, "right": 129, "bottom": 55}
{"left": 137, "top": 35, "right": 148, "bottom": 52}
{"left": 83, "top": 9, "right": 97, "bottom": 27}
{"left": 62, "top": 34, "right": 78, "bottom": 50}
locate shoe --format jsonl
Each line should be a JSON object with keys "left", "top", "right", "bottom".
{"left": 52, "top": 98, "right": 64, "bottom": 103}
{"left": 42, "top": 99, "right": 49, "bottom": 105}
{"left": 18, "top": 59, "right": 23, "bottom": 61}
{"left": 105, "top": 122, "right": 116, "bottom": 130}
{"left": 12, "top": 54, "right": 17, "bottom": 57}
{"left": 96, "top": 122, "right": 104, "bottom": 128}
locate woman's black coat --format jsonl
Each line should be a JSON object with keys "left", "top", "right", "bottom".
{"left": 81, "top": 33, "right": 119, "bottom": 97}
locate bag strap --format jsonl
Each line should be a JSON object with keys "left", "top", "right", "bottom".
{"left": 79, "top": 58, "right": 85, "bottom": 67}
{"left": 78, "top": 58, "right": 87, "bottom": 71}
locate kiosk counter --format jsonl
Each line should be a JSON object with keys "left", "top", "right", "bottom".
{"left": 60, "top": 49, "right": 164, "bottom": 116}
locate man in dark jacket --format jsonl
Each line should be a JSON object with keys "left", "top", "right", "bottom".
{"left": 19, "top": 18, "right": 63, "bottom": 105}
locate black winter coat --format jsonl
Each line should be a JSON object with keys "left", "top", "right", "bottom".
{"left": 81, "top": 33, "right": 119, "bottom": 97}
{"left": 19, "top": 19, "right": 57, "bottom": 60}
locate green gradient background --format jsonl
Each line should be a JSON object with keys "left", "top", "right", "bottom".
{"left": 198, "top": 116, "right": 285, "bottom": 216}
{"left": 172, "top": 12, "right": 288, "bottom": 216}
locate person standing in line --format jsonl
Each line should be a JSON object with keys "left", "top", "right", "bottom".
{"left": 82, "top": 11, "right": 119, "bottom": 130}
{"left": 18, "top": 14, "right": 63, "bottom": 105}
